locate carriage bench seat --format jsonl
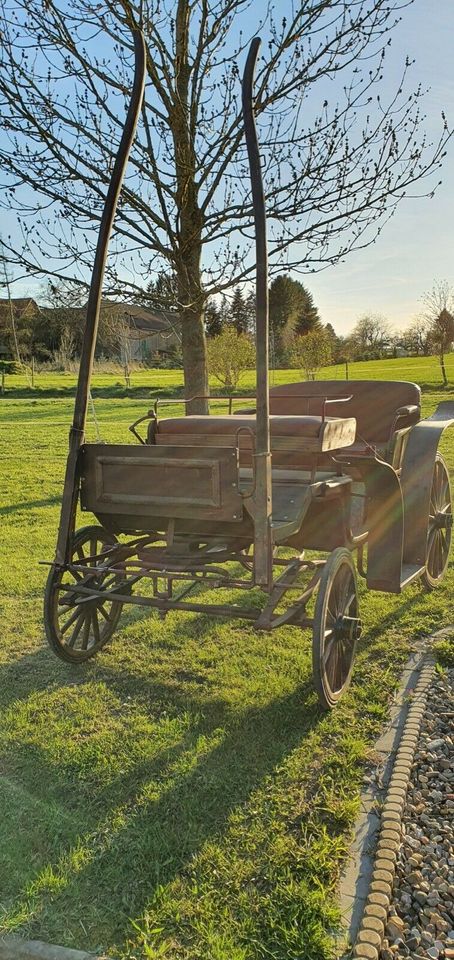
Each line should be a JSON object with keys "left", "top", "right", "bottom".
{"left": 155, "top": 414, "right": 357, "bottom": 454}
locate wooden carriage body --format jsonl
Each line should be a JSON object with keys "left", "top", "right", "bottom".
{"left": 78, "top": 379, "right": 454, "bottom": 598}
{"left": 44, "top": 30, "right": 454, "bottom": 708}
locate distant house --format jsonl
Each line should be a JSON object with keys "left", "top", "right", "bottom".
{"left": 0, "top": 297, "right": 40, "bottom": 319}
{"left": 104, "top": 302, "right": 181, "bottom": 361}
{"left": 0, "top": 296, "right": 180, "bottom": 362}
{"left": 0, "top": 297, "right": 41, "bottom": 357}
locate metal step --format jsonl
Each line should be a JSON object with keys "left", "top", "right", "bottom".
{"left": 400, "top": 563, "right": 425, "bottom": 589}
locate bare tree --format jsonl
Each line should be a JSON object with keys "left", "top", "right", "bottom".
{"left": 0, "top": 242, "right": 33, "bottom": 384}
{"left": 0, "top": 0, "right": 450, "bottom": 410}
{"left": 100, "top": 301, "right": 133, "bottom": 389}
{"left": 53, "top": 326, "right": 77, "bottom": 371}
{"left": 402, "top": 316, "right": 431, "bottom": 356}
{"left": 350, "top": 313, "right": 391, "bottom": 359}
{"left": 421, "top": 280, "right": 454, "bottom": 386}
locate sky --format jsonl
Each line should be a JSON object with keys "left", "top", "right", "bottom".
{"left": 305, "top": 0, "right": 454, "bottom": 335}
{"left": 2, "top": 0, "right": 453, "bottom": 336}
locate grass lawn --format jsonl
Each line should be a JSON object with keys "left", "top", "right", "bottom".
{"left": 0, "top": 356, "right": 453, "bottom": 959}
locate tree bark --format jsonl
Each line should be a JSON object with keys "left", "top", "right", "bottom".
{"left": 173, "top": 0, "right": 209, "bottom": 415}
{"left": 440, "top": 349, "right": 448, "bottom": 386}
{"left": 180, "top": 294, "right": 209, "bottom": 413}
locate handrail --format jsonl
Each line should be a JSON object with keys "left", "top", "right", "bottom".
{"left": 151, "top": 393, "right": 354, "bottom": 421}
{"left": 55, "top": 26, "right": 147, "bottom": 565}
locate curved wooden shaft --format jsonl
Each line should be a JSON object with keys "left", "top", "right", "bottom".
{"left": 56, "top": 29, "right": 146, "bottom": 564}
{"left": 242, "top": 37, "right": 272, "bottom": 588}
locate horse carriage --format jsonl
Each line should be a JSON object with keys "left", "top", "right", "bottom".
{"left": 44, "top": 33, "right": 454, "bottom": 709}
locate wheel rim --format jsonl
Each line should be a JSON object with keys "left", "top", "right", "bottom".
{"left": 323, "top": 563, "right": 360, "bottom": 696}
{"left": 50, "top": 530, "right": 121, "bottom": 658}
{"left": 312, "top": 549, "right": 361, "bottom": 709}
{"left": 426, "top": 457, "right": 452, "bottom": 584}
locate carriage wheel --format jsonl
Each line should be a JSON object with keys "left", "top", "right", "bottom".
{"left": 312, "top": 548, "right": 361, "bottom": 710}
{"left": 422, "top": 453, "right": 452, "bottom": 591}
{"left": 44, "top": 525, "right": 123, "bottom": 663}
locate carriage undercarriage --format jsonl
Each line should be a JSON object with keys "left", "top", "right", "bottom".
{"left": 45, "top": 522, "right": 364, "bottom": 711}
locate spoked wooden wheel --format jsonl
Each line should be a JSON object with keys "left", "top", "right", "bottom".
{"left": 422, "top": 453, "right": 452, "bottom": 591}
{"left": 312, "top": 548, "right": 362, "bottom": 710}
{"left": 44, "top": 525, "right": 123, "bottom": 663}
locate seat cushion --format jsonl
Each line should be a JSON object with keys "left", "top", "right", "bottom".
{"left": 156, "top": 414, "right": 356, "bottom": 452}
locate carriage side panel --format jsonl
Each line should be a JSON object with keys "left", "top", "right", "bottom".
{"left": 79, "top": 443, "right": 244, "bottom": 523}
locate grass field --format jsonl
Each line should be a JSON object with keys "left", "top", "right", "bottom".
{"left": 0, "top": 356, "right": 453, "bottom": 960}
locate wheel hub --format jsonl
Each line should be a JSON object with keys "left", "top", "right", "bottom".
{"left": 336, "top": 615, "right": 362, "bottom": 641}
{"left": 434, "top": 511, "right": 453, "bottom": 530}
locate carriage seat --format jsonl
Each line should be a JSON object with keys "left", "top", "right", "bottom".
{"left": 269, "top": 381, "right": 420, "bottom": 443}
{"left": 268, "top": 380, "right": 421, "bottom": 463}
{"left": 155, "top": 413, "right": 357, "bottom": 453}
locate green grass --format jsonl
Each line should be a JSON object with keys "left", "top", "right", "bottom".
{"left": 433, "top": 633, "right": 454, "bottom": 667}
{"left": 0, "top": 356, "right": 453, "bottom": 959}
{"left": 3, "top": 352, "right": 454, "bottom": 399}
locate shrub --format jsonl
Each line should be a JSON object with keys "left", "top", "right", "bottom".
{"left": 207, "top": 327, "right": 255, "bottom": 389}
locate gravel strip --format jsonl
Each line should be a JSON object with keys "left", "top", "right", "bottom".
{"left": 380, "top": 666, "right": 454, "bottom": 960}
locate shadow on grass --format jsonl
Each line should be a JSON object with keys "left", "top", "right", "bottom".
{"left": 3, "top": 383, "right": 258, "bottom": 402}
{"left": 0, "top": 575, "right": 429, "bottom": 951}
{"left": 2, "top": 383, "right": 184, "bottom": 401}
{"left": 0, "top": 495, "right": 61, "bottom": 516}
{"left": 0, "top": 633, "right": 319, "bottom": 951}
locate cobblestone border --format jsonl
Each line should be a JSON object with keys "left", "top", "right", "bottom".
{"left": 351, "top": 654, "right": 437, "bottom": 960}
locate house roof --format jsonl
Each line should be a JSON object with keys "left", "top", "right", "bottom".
{"left": 0, "top": 297, "right": 40, "bottom": 317}
{"left": 100, "top": 301, "right": 180, "bottom": 340}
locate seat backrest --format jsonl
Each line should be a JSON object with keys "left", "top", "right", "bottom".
{"left": 269, "top": 380, "right": 421, "bottom": 444}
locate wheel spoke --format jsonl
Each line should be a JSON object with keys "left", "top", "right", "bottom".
{"left": 98, "top": 604, "right": 111, "bottom": 622}
{"left": 80, "top": 614, "right": 91, "bottom": 651}
{"left": 337, "top": 573, "right": 351, "bottom": 615}
{"left": 61, "top": 606, "right": 84, "bottom": 635}
{"left": 437, "top": 531, "right": 444, "bottom": 576}
{"left": 67, "top": 611, "right": 87, "bottom": 648}
{"left": 102, "top": 574, "right": 119, "bottom": 591}
{"left": 326, "top": 637, "right": 338, "bottom": 687}
{"left": 344, "top": 590, "right": 356, "bottom": 615}
{"left": 92, "top": 611, "right": 101, "bottom": 645}
{"left": 427, "top": 525, "right": 437, "bottom": 558}
{"left": 432, "top": 531, "right": 440, "bottom": 577}
{"left": 323, "top": 632, "right": 335, "bottom": 666}
{"left": 332, "top": 566, "right": 347, "bottom": 615}
{"left": 331, "top": 640, "right": 342, "bottom": 692}
{"left": 340, "top": 633, "right": 354, "bottom": 682}
{"left": 440, "top": 476, "right": 449, "bottom": 507}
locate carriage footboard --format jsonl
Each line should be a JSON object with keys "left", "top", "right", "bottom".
{"left": 79, "top": 443, "right": 244, "bottom": 523}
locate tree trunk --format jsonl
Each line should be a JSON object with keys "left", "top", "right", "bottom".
{"left": 173, "top": 0, "right": 209, "bottom": 415}
{"left": 180, "top": 298, "right": 209, "bottom": 413}
{"left": 440, "top": 348, "right": 448, "bottom": 386}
